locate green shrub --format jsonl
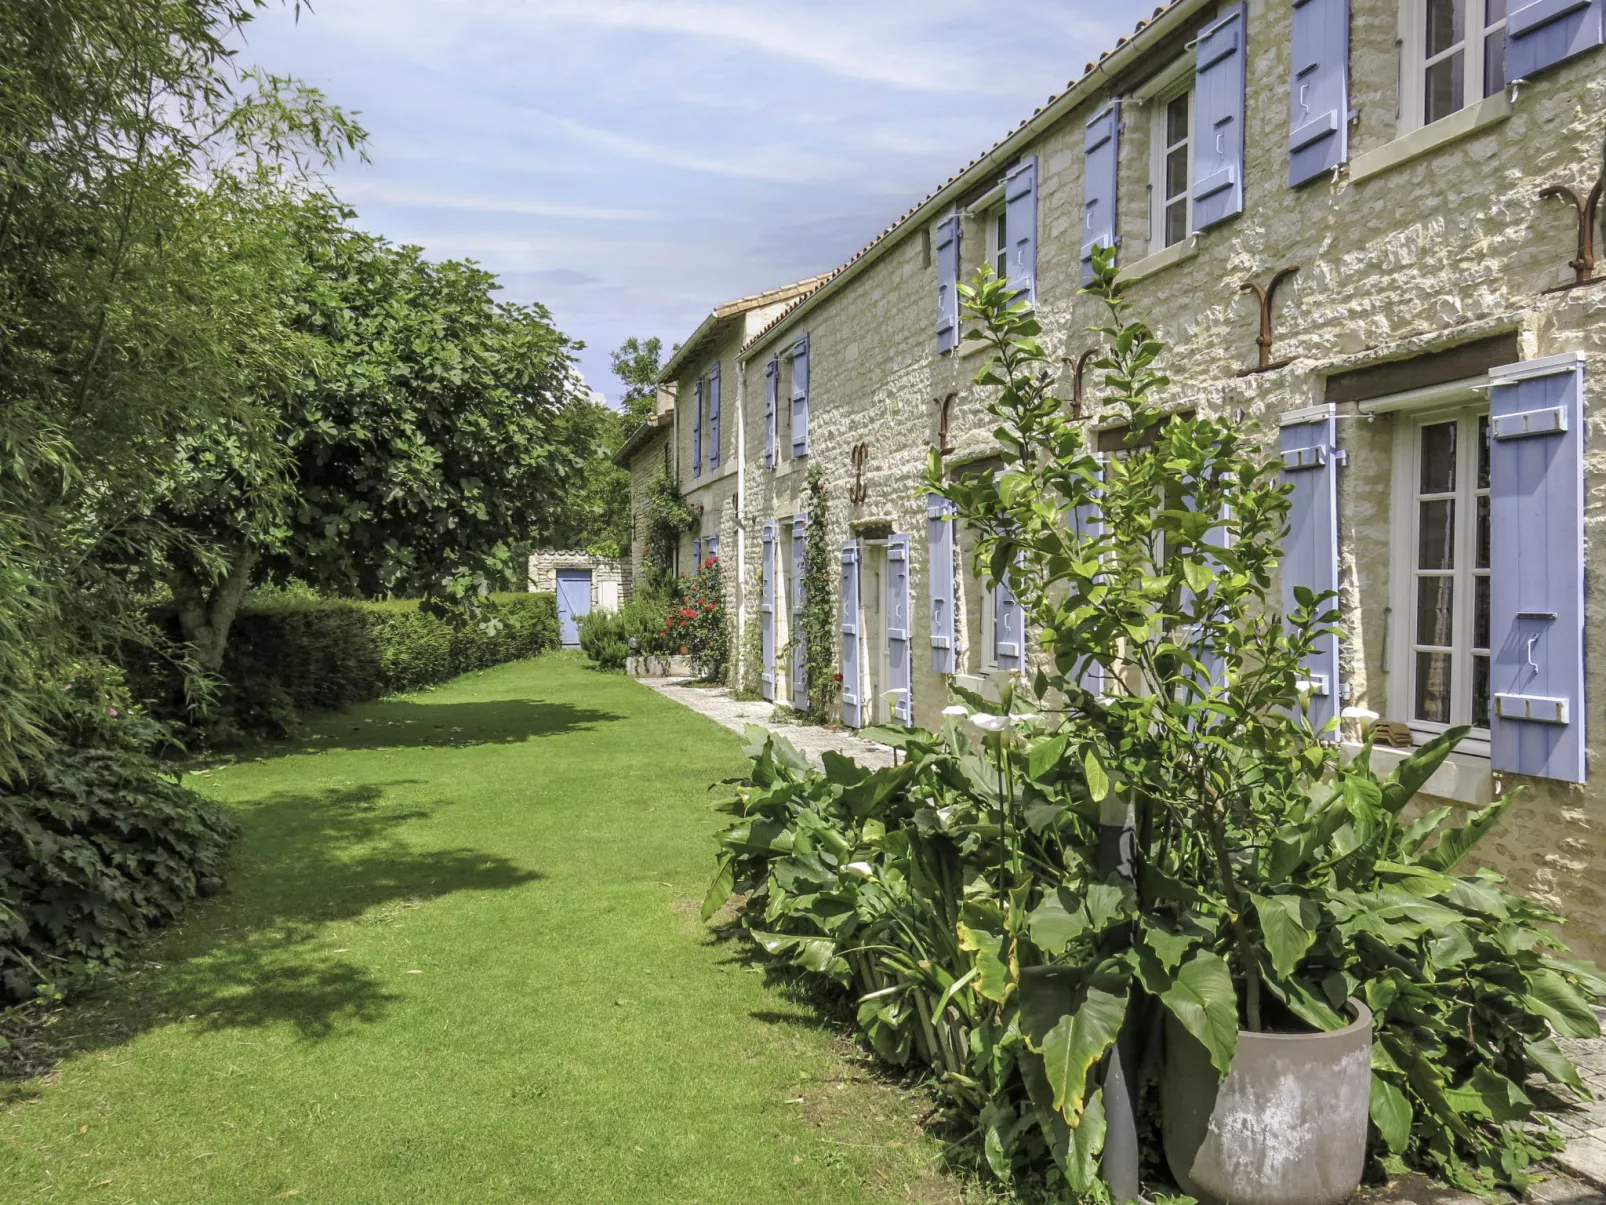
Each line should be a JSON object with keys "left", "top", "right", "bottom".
{"left": 0, "top": 664, "right": 236, "bottom": 1003}
{"left": 134, "top": 593, "right": 560, "bottom": 739}
{"left": 578, "top": 609, "right": 630, "bottom": 671}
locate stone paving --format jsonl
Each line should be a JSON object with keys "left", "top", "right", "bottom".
{"left": 642, "top": 674, "right": 1606, "bottom": 1203}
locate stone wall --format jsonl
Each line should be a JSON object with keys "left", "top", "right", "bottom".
{"left": 623, "top": 427, "right": 672, "bottom": 594}
{"left": 527, "top": 550, "right": 626, "bottom": 612}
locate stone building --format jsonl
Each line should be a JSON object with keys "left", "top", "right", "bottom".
{"left": 612, "top": 403, "right": 676, "bottom": 591}
{"left": 660, "top": 0, "right": 1606, "bottom": 951}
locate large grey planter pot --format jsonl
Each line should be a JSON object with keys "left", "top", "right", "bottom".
{"left": 1161, "top": 999, "right": 1373, "bottom": 1205}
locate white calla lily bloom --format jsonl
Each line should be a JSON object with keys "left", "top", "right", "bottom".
{"left": 843, "top": 862, "right": 875, "bottom": 880}
{"left": 1341, "top": 706, "right": 1380, "bottom": 721}
{"left": 941, "top": 705, "right": 970, "bottom": 717}
{"left": 970, "top": 714, "right": 1010, "bottom": 733}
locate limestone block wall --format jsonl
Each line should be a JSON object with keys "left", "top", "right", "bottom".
{"left": 624, "top": 429, "right": 672, "bottom": 594}
{"left": 721, "top": 0, "right": 1606, "bottom": 952}
{"left": 527, "top": 550, "right": 625, "bottom": 612}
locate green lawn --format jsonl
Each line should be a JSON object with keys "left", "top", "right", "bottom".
{"left": 0, "top": 655, "right": 966, "bottom": 1204}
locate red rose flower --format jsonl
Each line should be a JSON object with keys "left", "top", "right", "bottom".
{"left": 832, "top": 672, "right": 843, "bottom": 683}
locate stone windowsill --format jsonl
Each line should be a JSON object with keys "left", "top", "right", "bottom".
{"left": 686, "top": 461, "right": 737, "bottom": 491}
{"left": 1340, "top": 739, "right": 1494, "bottom": 806}
{"left": 1120, "top": 234, "right": 1200, "bottom": 284}
{"left": 956, "top": 333, "right": 992, "bottom": 359}
{"left": 770, "top": 456, "right": 808, "bottom": 480}
{"left": 1349, "top": 90, "right": 1513, "bottom": 185}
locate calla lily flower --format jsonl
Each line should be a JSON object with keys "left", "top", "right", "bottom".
{"left": 941, "top": 705, "right": 970, "bottom": 717}
{"left": 843, "top": 862, "right": 875, "bottom": 880}
{"left": 970, "top": 714, "right": 1010, "bottom": 733}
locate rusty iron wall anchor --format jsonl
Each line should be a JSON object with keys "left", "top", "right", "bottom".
{"left": 1068, "top": 350, "right": 1096, "bottom": 419}
{"left": 1539, "top": 133, "right": 1605, "bottom": 294}
{"left": 935, "top": 393, "right": 957, "bottom": 455}
{"left": 849, "top": 441, "right": 869, "bottom": 504}
{"left": 1235, "top": 266, "right": 1300, "bottom": 376}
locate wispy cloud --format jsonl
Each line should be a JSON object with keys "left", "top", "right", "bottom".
{"left": 341, "top": 180, "right": 660, "bottom": 221}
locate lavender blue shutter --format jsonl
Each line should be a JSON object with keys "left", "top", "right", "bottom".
{"left": 1488, "top": 353, "right": 1586, "bottom": 783}
{"left": 791, "top": 336, "right": 810, "bottom": 457}
{"left": 1192, "top": 3, "right": 1247, "bottom": 231}
{"left": 1081, "top": 103, "right": 1121, "bottom": 284}
{"left": 888, "top": 534, "right": 912, "bottom": 722}
{"left": 791, "top": 516, "right": 809, "bottom": 709}
{"left": 765, "top": 357, "right": 778, "bottom": 468}
{"left": 706, "top": 534, "right": 718, "bottom": 560}
{"left": 1280, "top": 409, "right": 1342, "bottom": 738}
{"left": 761, "top": 522, "right": 777, "bottom": 700}
{"left": 691, "top": 379, "right": 702, "bottom": 478}
{"left": 928, "top": 495, "right": 956, "bottom": 675}
{"left": 1004, "top": 157, "right": 1038, "bottom": 302}
{"left": 994, "top": 569, "right": 1023, "bottom": 672}
{"left": 1070, "top": 458, "right": 1106, "bottom": 694}
{"left": 692, "top": 537, "right": 702, "bottom": 569}
{"left": 841, "top": 542, "right": 863, "bottom": 727}
{"left": 708, "top": 364, "right": 721, "bottom": 469}
{"left": 1289, "top": 0, "right": 1350, "bottom": 186}
{"left": 1507, "top": 0, "right": 1605, "bottom": 78}
{"left": 936, "top": 213, "right": 961, "bottom": 353}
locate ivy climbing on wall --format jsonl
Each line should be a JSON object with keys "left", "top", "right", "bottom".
{"left": 797, "top": 465, "right": 839, "bottom": 724}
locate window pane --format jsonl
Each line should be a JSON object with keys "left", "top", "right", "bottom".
{"left": 1485, "top": 0, "right": 1506, "bottom": 24}
{"left": 1477, "top": 415, "right": 1490, "bottom": 488}
{"left": 1165, "top": 200, "right": 1188, "bottom": 248}
{"left": 1426, "top": 0, "right": 1465, "bottom": 55}
{"left": 1474, "top": 574, "right": 1489, "bottom": 649}
{"left": 1415, "top": 651, "right": 1453, "bottom": 723}
{"left": 1476, "top": 494, "right": 1489, "bottom": 569}
{"left": 1166, "top": 146, "right": 1189, "bottom": 201}
{"left": 1472, "top": 653, "right": 1490, "bottom": 728}
{"left": 1416, "top": 576, "right": 1455, "bottom": 646}
{"left": 1418, "top": 499, "right": 1456, "bottom": 569}
{"left": 1484, "top": 30, "right": 1506, "bottom": 96}
{"left": 995, "top": 213, "right": 1007, "bottom": 255}
{"left": 1420, "top": 422, "right": 1457, "bottom": 493}
{"left": 1166, "top": 93, "right": 1189, "bottom": 146}
{"left": 1426, "top": 53, "right": 1465, "bottom": 124}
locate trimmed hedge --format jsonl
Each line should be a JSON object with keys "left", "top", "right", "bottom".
{"left": 136, "top": 593, "right": 559, "bottom": 738}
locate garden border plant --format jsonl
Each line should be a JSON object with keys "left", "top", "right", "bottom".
{"left": 704, "top": 256, "right": 1606, "bottom": 1201}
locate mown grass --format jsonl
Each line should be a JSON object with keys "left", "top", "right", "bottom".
{"left": 0, "top": 654, "right": 970, "bottom": 1204}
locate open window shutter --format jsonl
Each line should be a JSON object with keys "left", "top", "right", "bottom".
{"left": 1192, "top": 3, "right": 1247, "bottom": 231}
{"left": 765, "top": 357, "right": 778, "bottom": 468}
{"left": 841, "top": 542, "right": 863, "bottom": 727}
{"left": 993, "top": 570, "right": 1023, "bottom": 672}
{"left": 936, "top": 213, "right": 961, "bottom": 353}
{"left": 928, "top": 495, "right": 956, "bottom": 675}
{"left": 1281, "top": 409, "right": 1342, "bottom": 738}
{"left": 1070, "top": 457, "right": 1106, "bottom": 694}
{"left": 791, "top": 336, "right": 810, "bottom": 457}
{"left": 791, "top": 517, "right": 809, "bottom": 710}
{"left": 1004, "top": 157, "right": 1039, "bottom": 302}
{"left": 1081, "top": 103, "right": 1121, "bottom": 284}
{"left": 708, "top": 364, "right": 721, "bottom": 469}
{"left": 706, "top": 534, "right": 718, "bottom": 560}
{"left": 1507, "top": 0, "right": 1605, "bottom": 78}
{"left": 1488, "top": 352, "right": 1586, "bottom": 783}
{"left": 888, "top": 534, "right": 913, "bottom": 722}
{"left": 692, "top": 379, "right": 703, "bottom": 477}
{"left": 1289, "top": 0, "right": 1349, "bottom": 186}
{"left": 761, "top": 522, "right": 777, "bottom": 700}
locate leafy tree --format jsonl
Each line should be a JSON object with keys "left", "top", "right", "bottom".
{"left": 609, "top": 335, "right": 665, "bottom": 426}
{"left": 158, "top": 214, "right": 587, "bottom": 671}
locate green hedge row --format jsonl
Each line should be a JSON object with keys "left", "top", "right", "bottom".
{"left": 137, "top": 593, "right": 559, "bottom": 738}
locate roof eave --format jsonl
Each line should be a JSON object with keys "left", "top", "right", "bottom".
{"left": 737, "top": 0, "right": 1216, "bottom": 361}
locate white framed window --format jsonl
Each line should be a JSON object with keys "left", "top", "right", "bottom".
{"left": 991, "top": 207, "right": 1009, "bottom": 280}
{"left": 1400, "top": 0, "right": 1508, "bottom": 132}
{"left": 1150, "top": 84, "right": 1193, "bottom": 251}
{"left": 1387, "top": 402, "right": 1491, "bottom": 752}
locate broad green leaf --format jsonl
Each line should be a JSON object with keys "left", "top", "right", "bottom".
{"left": 1398, "top": 806, "right": 1452, "bottom": 856}
{"left": 1523, "top": 967, "right": 1601, "bottom": 1037}
{"left": 1426, "top": 928, "right": 1475, "bottom": 972}
{"left": 1036, "top": 972, "right": 1129, "bottom": 1125}
{"left": 1468, "top": 1064, "right": 1532, "bottom": 1123}
{"left": 1027, "top": 889, "right": 1086, "bottom": 957}
{"left": 957, "top": 921, "right": 1011, "bottom": 1004}
{"left": 1029, "top": 734, "right": 1069, "bottom": 782}
{"left": 1251, "top": 893, "right": 1317, "bottom": 977}
{"left": 1158, "top": 951, "right": 1239, "bottom": 1076}
{"left": 700, "top": 854, "right": 735, "bottom": 921}
{"left": 1084, "top": 882, "right": 1133, "bottom": 933}
{"left": 1419, "top": 797, "right": 1512, "bottom": 872}
{"left": 1524, "top": 1036, "right": 1588, "bottom": 1096}
{"left": 1084, "top": 748, "right": 1110, "bottom": 803}
{"left": 1369, "top": 1073, "right": 1412, "bottom": 1153}
{"left": 1017, "top": 1050, "right": 1071, "bottom": 1171}
{"left": 1380, "top": 725, "right": 1470, "bottom": 814}
{"left": 820, "top": 750, "right": 868, "bottom": 786}
{"left": 1067, "top": 1086, "right": 1107, "bottom": 1193}
{"left": 1262, "top": 972, "right": 1346, "bottom": 1031}
{"left": 1018, "top": 965, "right": 1079, "bottom": 1046}
{"left": 1140, "top": 922, "right": 1195, "bottom": 973}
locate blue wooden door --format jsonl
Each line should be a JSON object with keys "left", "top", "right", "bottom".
{"left": 556, "top": 569, "right": 592, "bottom": 647}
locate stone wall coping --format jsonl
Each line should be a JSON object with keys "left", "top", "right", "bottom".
{"left": 1349, "top": 89, "right": 1513, "bottom": 185}
{"left": 1122, "top": 233, "right": 1201, "bottom": 284}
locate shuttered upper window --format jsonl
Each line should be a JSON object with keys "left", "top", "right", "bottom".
{"left": 1151, "top": 86, "right": 1193, "bottom": 250}
{"left": 1403, "top": 0, "right": 1508, "bottom": 130}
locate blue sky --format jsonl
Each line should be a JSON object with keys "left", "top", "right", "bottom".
{"left": 236, "top": 1, "right": 1158, "bottom": 404}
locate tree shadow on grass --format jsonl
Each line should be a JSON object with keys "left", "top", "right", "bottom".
{"left": 1, "top": 780, "right": 541, "bottom": 1096}
{"left": 229, "top": 697, "right": 626, "bottom": 760}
